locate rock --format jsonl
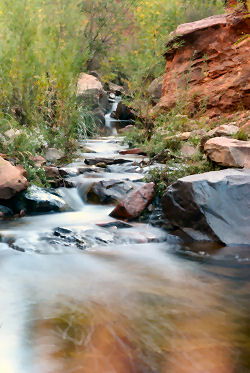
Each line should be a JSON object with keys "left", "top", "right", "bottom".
{"left": 107, "top": 82, "right": 124, "bottom": 95}
{"left": 59, "top": 167, "right": 79, "bottom": 177}
{"left": 45, "top": 148, "right": 64, "bottom": 162}
{"left": 85, "top": 180, "right": 140, "bottom": 204}
{"left": 30, "top": 155, "right": 46, "bottom": 167}
{"left": 77, "top": 73, "right": 110, "bottom": 125}
{"left": 119, "top": 148, "right": 147, "bottom": 156}
{"left": 97, "top": 221, "right": 133, "bottom": 229}
{"left": 162, "top": 168, "right": 250, "bottom": 245}
{"left": 200, "top": 124, "right": 240, "bottom": 147}
{"left": 77, "top": 73, "right": 103, "bottom": 94}
{"left": 0, "top": 205, "right": 14, "bottom": 218}
{"left": 158, "top": 13, "right": 250, "bottom": 117}
{"left": 114, "top": 102, "right": 136, "bottom": 121}
{"left": 95, "top": 162, "right": 107, "bottom": 168}
{"left": 51, "top": 227, "right": 87, "bottom": 250}
{"left": 204, "top": 137, "right": 250, "bottom": 167}
{"left": 84, "top": 157, "right": 131, "bottom": 166}
{"left": 180, "top": 144, "right": 197, "bottom": 158}
{"left": 110, "top": 182, "right": 155, "bottom": 220}
{"left": 24, "top": 185, "right": 67, "bottom": 214}
{"left": 0, "top": 157, "right": 28, "bottom": 199}
{"left": 213, "top": 124, "right": 239, "bottom": 136}
{"left": 43, "top": 166, "right": 60, "bottom": 178}
{"left": 147, "top": 76, "right": 163, "bottom": 104}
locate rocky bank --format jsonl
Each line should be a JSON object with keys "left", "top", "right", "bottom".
{"left": 158, "top": 10, "right": 250, "bottom": 118}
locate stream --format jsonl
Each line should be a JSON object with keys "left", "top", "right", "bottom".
{"left": 0, "top": 135, "right": 250, "bottom": 373}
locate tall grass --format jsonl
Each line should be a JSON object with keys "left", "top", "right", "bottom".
{"left": 0, "top": 0, "right": 94, "bottom": 152}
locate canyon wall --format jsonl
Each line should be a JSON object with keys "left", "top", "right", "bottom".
{"left": 158, "top": 11, "right": 250, "bottom": 118}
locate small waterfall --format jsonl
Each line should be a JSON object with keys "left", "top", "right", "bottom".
{"left": 104, "top": 95, "right": 122, "bottom": 135}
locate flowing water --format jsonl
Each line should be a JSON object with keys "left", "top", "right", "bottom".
{"left": 0, "top": 137, "right": 250, "bottom": 373}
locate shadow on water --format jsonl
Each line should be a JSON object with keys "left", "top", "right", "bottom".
{"left": 0, "top": 241, "right": 249, "bottom": 373}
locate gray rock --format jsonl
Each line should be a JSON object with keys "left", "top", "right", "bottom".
{"left": 147, "top": 76, "right": 163, "bottom": 104}
{"left": 45, "top": 148, "right": 64, "bottom": 162}
{"left": 24, "top": 185, "right": 67, "bottom": 214}
{"left": 162, "top": 168, "right": 250, "bottom": 245}
{"left": 84, "top": 179, "right": 143, "bottom": 204}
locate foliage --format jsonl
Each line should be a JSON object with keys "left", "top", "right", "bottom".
{"left": 81, "top": 0, "right": 139, "bottom": 71}
{"left": 145, "top": 159, "right": 218, "bottom": 197}
{"left": 100, "top": 0, "right": 224, "bottom": 90}
{"left": 233, "top": 128, "right": 249, "bottom": 141}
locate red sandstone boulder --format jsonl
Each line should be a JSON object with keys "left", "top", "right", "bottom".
{"left": 110, "top": 182, "right": 155, "bottom": 220}
{"left": 204, "top": 137, "right": 250, "bottom": 167}
{"left": 158, "top": 12, "right": 250, "bottom": 117}
{"left": 0, "top": 157, "right": 28, "bottom": 199}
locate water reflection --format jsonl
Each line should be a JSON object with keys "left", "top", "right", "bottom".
{"left": 0, "top": 243, "right": 249, "bottom": 372}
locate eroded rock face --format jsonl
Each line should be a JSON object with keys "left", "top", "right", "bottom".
{"left": 204, "top": 137, "right": 250, "bottom": 167}
{"left": 0, "top": 157, "right": 28, "bottom": 199}
{"left": 158, "top": 12, "right": 250, "bottom": 117}
{"left": 162, "top": 168, "right": 250, "bottom": 245}
{"left": 110, "top": 182, "right": 155, "bottom": 220}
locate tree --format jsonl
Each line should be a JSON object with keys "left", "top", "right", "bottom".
{"left": 81, "top": 0, "right": 138, "bottom": 71}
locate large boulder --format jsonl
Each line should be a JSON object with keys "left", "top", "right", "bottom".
{"left": 204, "top": 137, "right": 250, "bottom": 167}
{"left": 162, "top": 168, "right": 250, "bottom": 245}
{"left": 0, "top": 157, "right": 28, "bottom": 199}
{"left": 158, "top": 12, "right": 250, "bottom": 117}
{"left": 77, "top": 73, "right": 109, "bottom": 125}
{"left": 110, "top": 182, "right": 155, "bottom": 220}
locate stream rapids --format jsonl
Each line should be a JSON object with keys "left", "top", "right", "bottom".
{"left": 0, "top": 137, "right": 249, "bottom": 373}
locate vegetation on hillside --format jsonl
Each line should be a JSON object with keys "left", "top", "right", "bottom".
{"left": 0, "top": 0, "right": 225, "bottom": 185}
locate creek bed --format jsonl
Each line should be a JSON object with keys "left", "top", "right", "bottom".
{"left": 0, "top": 136, "right": 249, "bottom": 373}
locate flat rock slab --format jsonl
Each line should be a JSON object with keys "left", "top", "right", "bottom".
{"left": 84, "top": 157, "right": 132, "bottom": 166}
{"left": 162, "top": 168, "right": 250, "bottom": 245}
{"left": 204, "top": 137, "right": 250, "bottom": 167}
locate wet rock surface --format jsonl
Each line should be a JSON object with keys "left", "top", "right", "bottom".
{"left": 162, "top": 168, "right": 250, "bottom": 245}
{"left": 110, "top": 182, "right": 155, "bottom": 220}
{"left": 84, "top": 157, "right": 132, "bottom": 166}
{"left": 23, "top": 185, "right": 67, "bottom": 214}
{"left": 86, "top": 179, "right": 144, "bottom": 204}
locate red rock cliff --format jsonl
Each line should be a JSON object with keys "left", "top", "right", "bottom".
{"left": 158, "top": 11, "right": 250, "bottom": 118}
